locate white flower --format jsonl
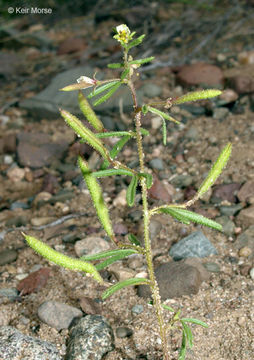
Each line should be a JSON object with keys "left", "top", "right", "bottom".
{"left": 77, "top": 76, "right": 95, "bottom": 86}
{"left": 114, "top": 24, "right": 131, "bottom": 44}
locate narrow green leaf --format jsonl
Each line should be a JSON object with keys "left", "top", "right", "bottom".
{"left": 181, "top": 318, "right": 208, "bottom": 328}
{"left": 22, "top": 234, "right": 103, "bottom": 283}
{"left": 87, "top": 81, "right": 120, "bottom": 99}
{"left": 78, "top": 157, "right": 115, "bottom": 240}
{"left": 147, "top": 106, "right": 180, "bottom": 124}
{"left": 159, "top": 207, "right": 222, "bottom": 231}
{"left": 179, "top": 332, "right": 187, "bottom": 360}
{"left": 129, "top": 56, "right": 154, "bottom": 65}
{"left": 127, "top": 34, "right": 145, "bottom": 50}
{"left": 126, "top": 175, "right": 138, "bottom": 207}
{"left": 95, "top": 131, "right": 132, "bottom": 138}
{"left": 162, "top": 304, "right": 175, "bottom": 312}
{"left": 128, "top": 233, "right": 141, "bottom": 246}
{"left": 93, "top": 168, "right": 133, "bottom": 178}
{"left": 121, "top": 68, "right": 130, "bottom": 80}
{"left": 162, "top": 117, "right": 167, "bottom": 145}
{"left": 139, "top": 172, "right": 153, "bottom": 189}
{"left": 78, "top": 92, "right": 104, "bottom": 132}
{"left": 172, "top": 89, "right": 222, "bottom": 105}
{"left": 102, "top": 277, "right": 150, "bottom": 300}
{"left": 107, "top": 63, "right": 124, "bottom": 69}
{"left": 101, "top": 135, "right": 131, "bottom": 170}
{"left": 95, "top": 250, "right": 137, "bottom": 271}
{"left": 81, "top": 248, "right": 137, "bottom": 261}
{"left": 181, "top": 321, "right": 193, "bottom": 348}
{"left": 60, "top": 109, "right": 108, "bottom": 160}
{"left": 93, "top": 82, "right": 121, "bottom": 106}
{"left": 197, "top": 143, "right": 232, "bottom": 198}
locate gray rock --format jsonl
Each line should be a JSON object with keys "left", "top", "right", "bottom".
{"left": 5, "top": 215, "right": 28, "bottom": 227}
{"left": 149, "top": 158, "right": 164, "bottom": 171}
{"left": 185, "top": 126, "right": 199, "bottom": 141}
{"left": 149, "top": 219, "right": 163, "bottom": 242}
{"left": 10, "top": 201, "right": 30, "bottom": 210}
{"left": 17, "top": 132, "right": 69, "bottom": 169}
{"left": 216, "top": 216, "right": 235, "bottom": 236}
{"left": 142, "top": 83, "right": 162, "bottom": 98}
{"left": 131, "top": 304, "right": 144, "bottom": 315}
{"left": 128, "top": 210, "right": 143, "bottom": 222}
{"left": 48, "top": 189, "right": 75, "bottom": 204}
{"left": 19, "top": 66, "right": 143, "bottom": 118}
{"left": 0, "top": 326, "right": 61, "bottom": 360}
{"left": 169, "top": 231, "right": 217, "bottom": 260}
{"left": 234, "top": 225, "right": 254, "bottom": 254}
{"left": 65, "top": 315, "right": 114, "bottom": 360}
{"left": 0, "top": 288, "right": 19, "bottom": 301}
{"left": 203, "top": 262, "right": 220, "bottom": 273}
{"left": 116, "top": 327, "right": 133, "bottom": 338}
{"left": 171, "top": 174, "right": 193, "bottom": 188}
{"left": 219, "top": 203, "right": 243, "bottom": 216}
{"left": 213, "top": 107, "right": 229, "bottom": 120}
{"left": 37, "top": 301, "right": 83, "bottom": 331}
{"left": 138, "top": 261, "right": 202, "bottom": 300}
{"left": 0, "top": 249, "right": 18, "bottom": 266}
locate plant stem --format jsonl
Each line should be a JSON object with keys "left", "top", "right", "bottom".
{"left": 135, "top": 111, "right": 169, "bottom": 359}
{"left": 129, "top": 77, "right": 169, "bottom": 358}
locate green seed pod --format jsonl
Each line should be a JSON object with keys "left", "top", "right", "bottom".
{"left": 172, "top": 89, "right": 222, "bottom": 105}
{"left": 60, "top": 109, "right": 109, "bottom": 160}
{"left": 78, "top": 157, "right": 115, "bottom": 241}
{"left": 22, "top": 233, "right": 103, "bottom": 283}
{"left": 78, "top": 92, "right": 104, "bottom": 132}
{"left": 198, "top": 143, "right": 232, "bottom": 198}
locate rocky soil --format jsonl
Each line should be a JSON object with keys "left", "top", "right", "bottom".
{"left": 0, "top": 1, "right": 254, "bottom": 359}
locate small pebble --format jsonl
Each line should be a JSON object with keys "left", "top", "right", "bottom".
{"left": 131, "top": 304, "right": 144, "bottom": 315}
{"left": 238, "top": 246, "right": 252, "bottom": 257}
{"left": 0, "top": 249, "right": 18, "bottom": 265}
{"left": 113, "top": 189, "right": 127, "bottom": 207}
{"left": 249, "top": 268, "right": 254, "bottom": 280}
{"left": 116, "top": 326, "right": 133, "bottom": 338}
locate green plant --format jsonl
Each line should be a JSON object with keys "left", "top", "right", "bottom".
{"left": 23, "top": 24, "right": 231, "bottom": 359}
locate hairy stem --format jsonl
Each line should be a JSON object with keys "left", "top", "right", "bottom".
{"left": 129, "top": 80, "right": 169, "bottom": 359}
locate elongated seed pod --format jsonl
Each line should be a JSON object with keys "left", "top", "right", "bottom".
{"left": 60, "top": 109, "right": 108, "bottom": 160}
{"left": 78, "top": 91, "right": 104, "bottom": 132}
{"left": 78, "top": 156, "right": 115, "bottom": 242}
{"left": 172, "top": 89, "right": 222, "bottom": 105}
{"left": 23, "top": 234, "right": 103, "bottom": 283}
{"left": 197, "top": 143, "right": 232, "bottom": 198}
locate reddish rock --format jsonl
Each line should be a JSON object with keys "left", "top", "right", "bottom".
{"left": 41, "top": 173, "right": 59, "bottom": 194}
{"left": 17, "top": 268, "right": 50, "bottom": 295}
{"left": 0, "top": 134, "right": 16, "bottom": 154}
{"left": 237, "top": 206, "right": 254, "bottom": 228}
{"left": 237, "top": 181, "right": 254, "bottom": 203}
{"left": 212, "top": 183, "right": 241, "bottom": 203}
{"left": 148, "top": 177, "right": 172, "bottom": 202}
{"left": 57, "top": 37, "right": 86, "bottom": 55}
{"left": 230, "top": 75, "right": 254, "bottom": 94}
{"left": 79, "top": 297, "right": 101, "bottom": 315}
{"left": 176, "top": 62, "right": 224, "bottom": 87}
{"left": 113, "top": 223, "right": 128, "bottom": 235}
{"left": 219, "top": 89, "right": 238, "bottom": 103}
